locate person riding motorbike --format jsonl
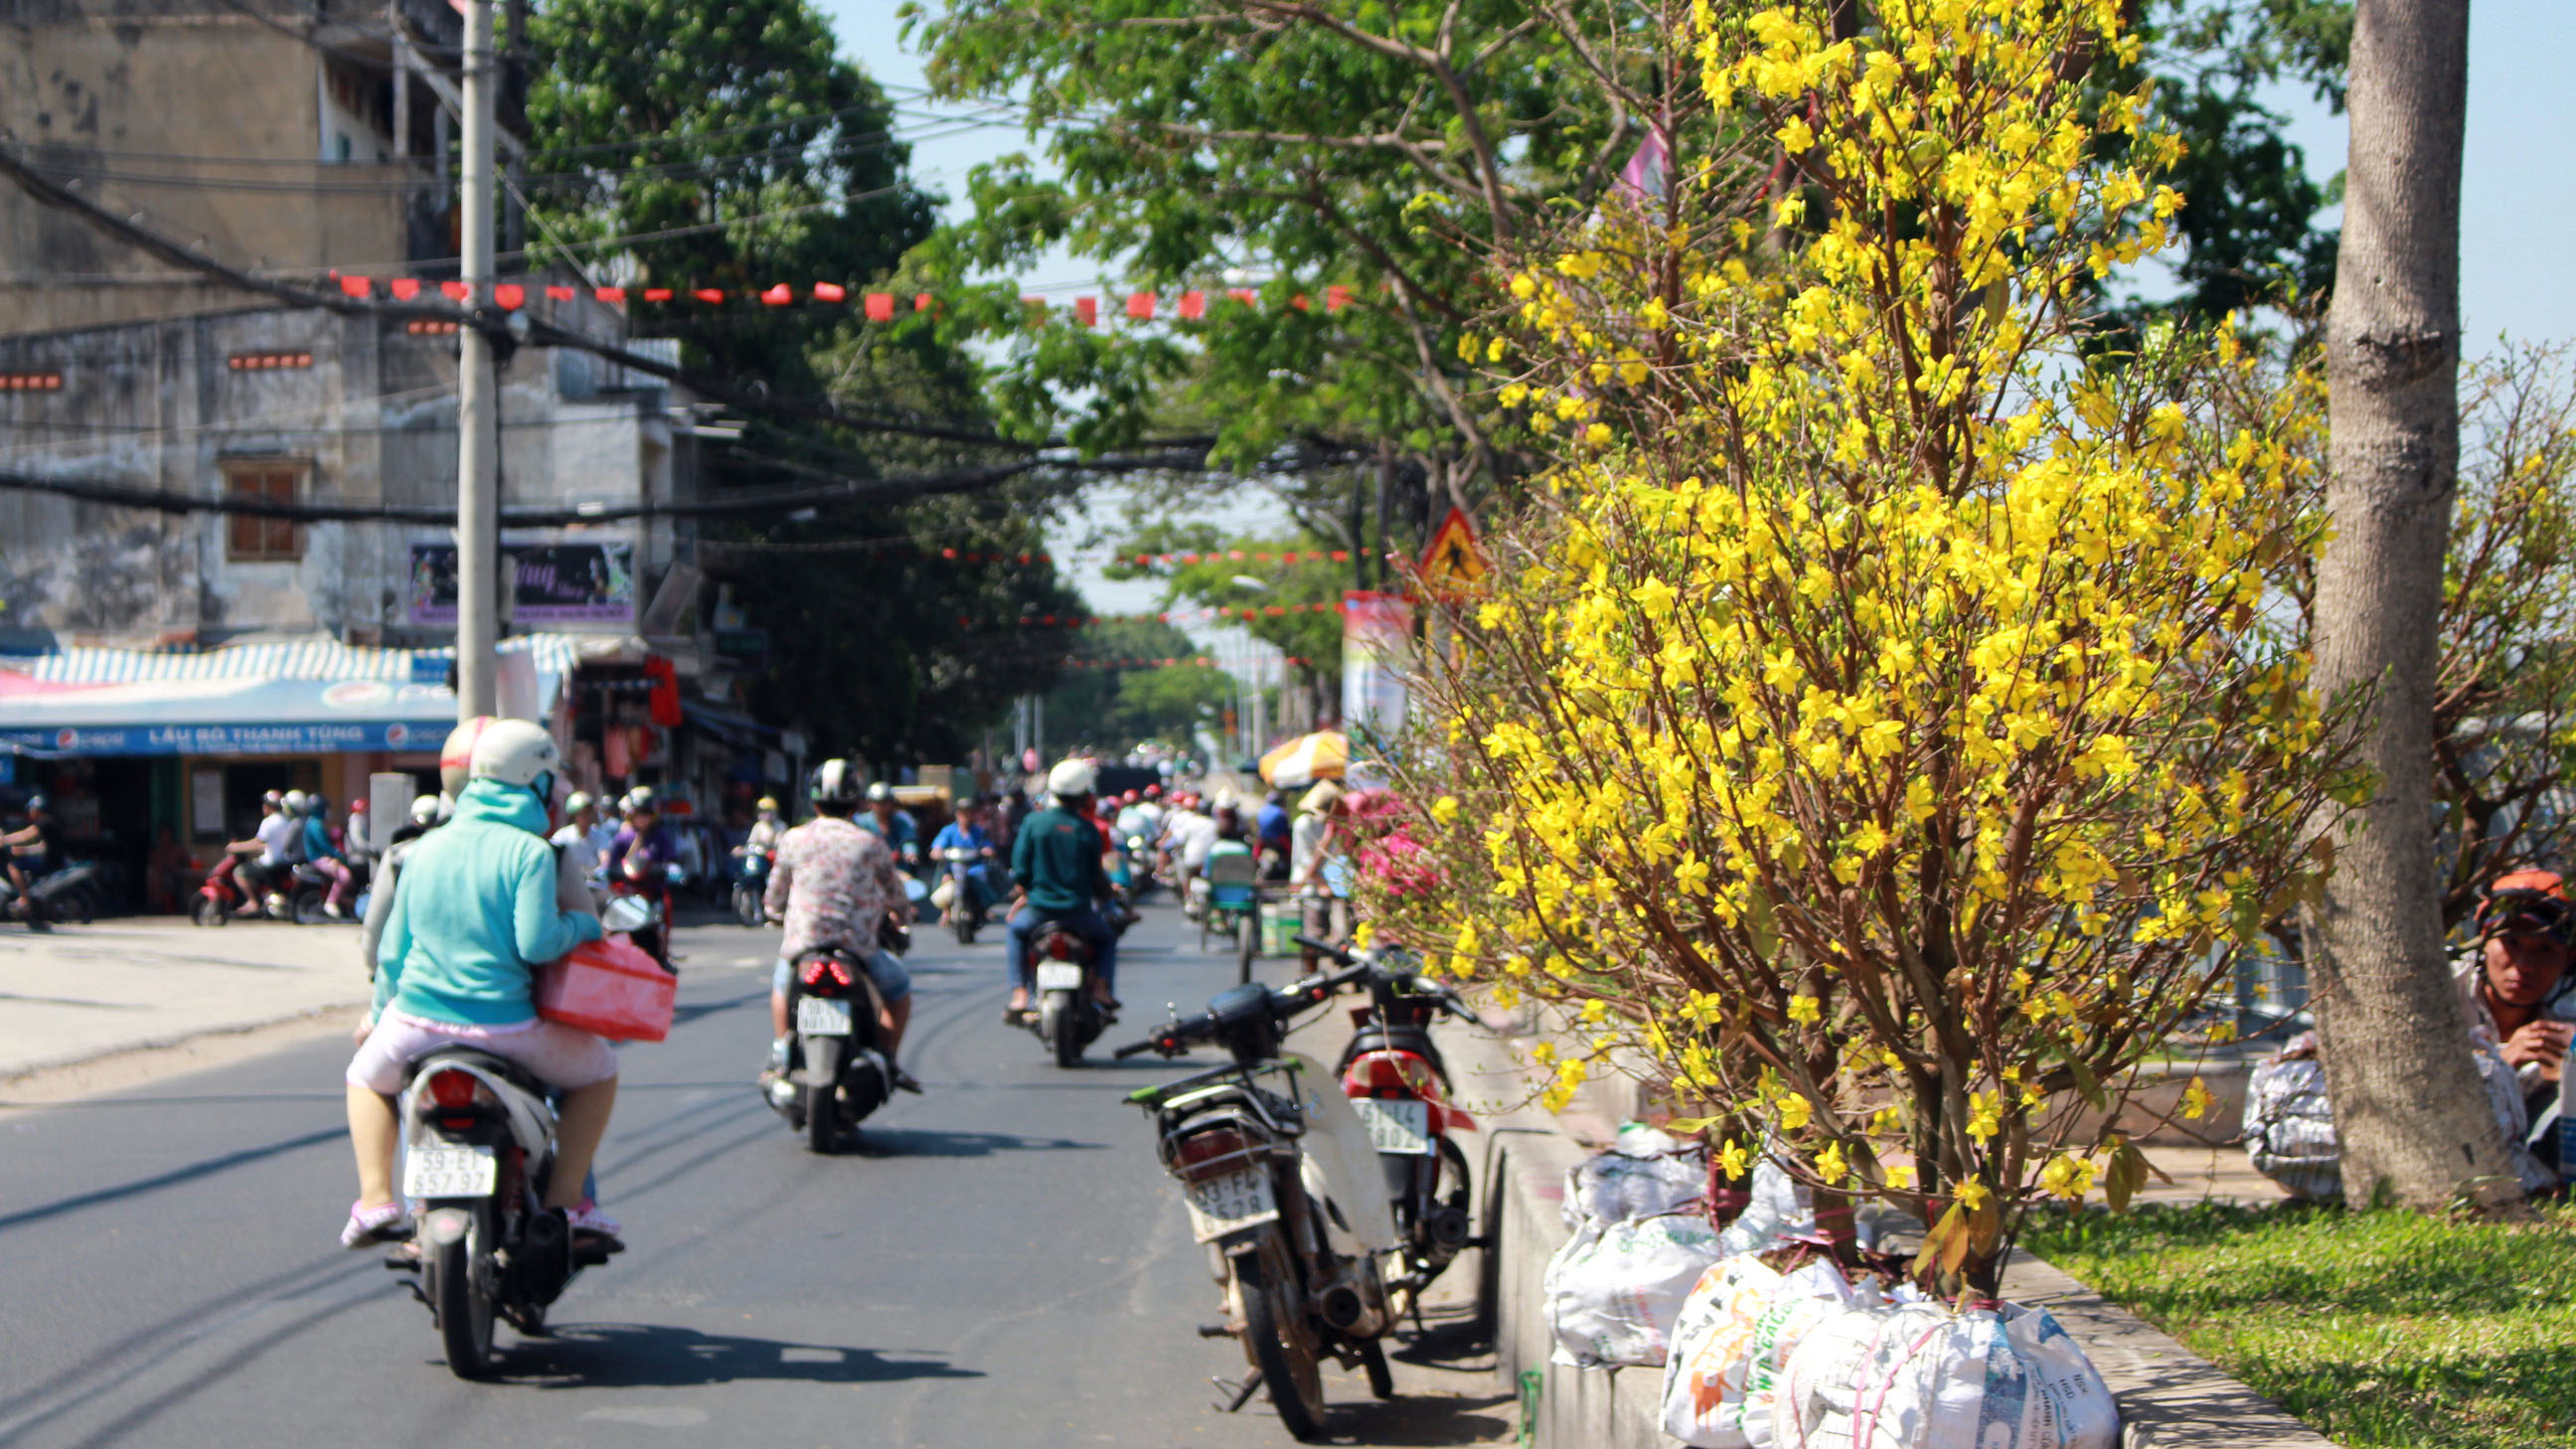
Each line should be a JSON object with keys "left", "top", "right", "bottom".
{"left": 340, "top": 720, "right": 618, "bottom": 1250}
{"left": 3, "top": 793, "right": 64, "bottom": 924}
{"left": 1256, "top": 788, "right": 1293, "bottom": 882}
{"left": 221, "top": 789, "right": 304, "bottom": 914}
{"left": 1292, "top": 779, "right": 1353, "bottom": 971}
{"left": 300, "top": 791, "right": 357, "bottom": 919}
{"left": 930, "top": 797, "right": 1001, "bottom": 919}
{"left": 859, "top": 781, "right": 922, "bottom": 874}
{"left": 740, "top": 796, "right": 786, "bottom": 856}
{"left": 1006, "top": 758, "right": 1121, "bottom": 1020}
{"left": 552, "top": 792, "right": 606, "bottom": 912}
{"left": 760, "top": 760, "right": 922, "bottom": 1094}
{"left": 606, "top": 789, "right": 679, "bottom": 962}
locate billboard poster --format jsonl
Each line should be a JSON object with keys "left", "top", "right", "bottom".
{"left": 409, "top": 541, "right": 635, "bottom": 625}
{"left": 1340, "top": 590, "right": 1412, "bottom": 736}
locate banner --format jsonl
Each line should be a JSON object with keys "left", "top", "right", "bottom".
{"left": 409, "top": 542, "right": 635, "bottom": 625}
{"left": 1341, "top": 590, "right": 1412, "bottom": 736}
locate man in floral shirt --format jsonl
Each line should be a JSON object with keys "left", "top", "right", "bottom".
{"left": 761, "top": 760, "right": 921, "bottom": 1094}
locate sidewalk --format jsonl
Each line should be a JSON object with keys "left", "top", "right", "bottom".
{"left": 0, "top": 918, "right": 372, "bottom": 1084}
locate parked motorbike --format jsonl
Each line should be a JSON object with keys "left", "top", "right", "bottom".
{"left": 191, "top": 857, "right": 329, "bottom": 925}
{"left": 1, "top": 859, "right": 103, "bottom": 926}
{"left": 1307, "top": 936, "right": 1482, "bottom": 1299}
{"left": 731, "top": 848, "right": 773, "bottom": 928}
{"left": 390, "top": 893, "right": 661, "bottom": 1377}
{"left": 763, "top": 912, "right": 910, "bottom": 1152}
{"left": 1113, "top": 958, "right": 1409, "bottom": 1440}
{"left": 936, "top": 846, "right": 995, "bottom": 944}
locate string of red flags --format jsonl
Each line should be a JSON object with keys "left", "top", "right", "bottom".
{"left": 327, "top": 273, "right": 1360, "bottom": 324}
{"left": 1059, "top": 656, "right": 1318, "bottom": 670}
{"left": 961, "top": 599, "right": 1352, "bottom": 629}
{"left": 1124, "top": 549, "right": 1351, "bottom": 566}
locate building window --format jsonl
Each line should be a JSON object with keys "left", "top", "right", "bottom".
{"left": 225, "top": 463, "right": 304, "bottom": 563}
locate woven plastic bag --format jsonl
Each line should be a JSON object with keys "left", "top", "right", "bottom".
{"left": 1771, "top": 1301, "right": 2118, "bottom": 1449}
{"left": 535, "top": 936, "right": 676, "bottom": 1043}
{"left": 1564, "top": 1123, "right": 1705, "bottom": 1227}
{"left": 2245, "top": 1031, "right": 2557, "bottom": 1198}
{"left": 1544, "top": 1208, "right": 1727, "bottom": 1368}
{"left": 1663, "top": 1254, "right": 1883, "bottom": 1447}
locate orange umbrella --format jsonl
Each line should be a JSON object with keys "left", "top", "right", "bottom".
{"left": 1258, "top": 729, "right": 1350, "bottom": 788}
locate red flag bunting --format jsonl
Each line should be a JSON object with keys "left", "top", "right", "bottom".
{"left": 1179, "top": 290, "right": 1206, "bottom": 320}
{"left": 440, "top": 280, "right": 471, "bottom": 301}
{"left": 1126, "top": 291, "right": 1155, "bottom": 320}
{"left": 493, "top": 283, "right": 525, "bottom": 311}
{"left": 595, "top": 286, "right": 626, "bottom": 303}
{"left": 915, "top": 292, "right": 935, "bottom": 315}
{"left": 693, "top": 288, "right": 724, "bottom": 304}
{"left": 815, "top": 282, "right": 848, "bottom": 303}
{"left": 865, "top": 293, "right": 894, "bottom": 322}
{"left": 339, "top": 275, "right": 372, "bottom": 299}
{"left": 1074, "top": 297, "right": 1097, "bottom": 328}
{"left": 392, "top": 278, "right": 421, "bottom": 300}
{"left": 1326, "top": 283, "right": 1353, "bottom": 312}
{"left": 762, "top": 283, "right": 795, "bottom": 305}
{"left": 547, "top": 285, "right": 576, "bottom": 301}
{"left": 1227, "top": 288, "right": 1257, "bottom": 306}
{"left": 643, "top": 288, "right": 673, "bottom": 302}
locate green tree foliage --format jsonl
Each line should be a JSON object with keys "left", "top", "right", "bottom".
{"left": 525, "top": 0, "right": 936, "bottom": 387}
{"left": 1041, "top": 618, "right": 1236, "bottom": 748}
{"left": 1104, "top": 522, "right": 1353, "bottom": 709}
{"left": 905, "top": 0, "right": 1721, "bottom": 523}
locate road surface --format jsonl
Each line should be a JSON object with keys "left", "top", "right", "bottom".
{"left": 0, "top": 897, "right": 1512, "bottom": 1447}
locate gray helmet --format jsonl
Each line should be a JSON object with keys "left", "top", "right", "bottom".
{"left": 865, "top": 780, "right": 895, "bottom": 804}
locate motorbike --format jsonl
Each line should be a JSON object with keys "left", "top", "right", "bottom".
{"left": 936, "top": 846, "right": 995, "bottom": 944}
{"left": 1308, "top": 936, "right": 1483, "bottom": 1299}
{"left": 191, "top": 857, "right": 330, "bottom": 925}
{"left": 763, "top": 907, "right": 912, "bottom": 1152}
{"left": 1123, "top": 833, "right": 1161, "bottom": 894}
{"left": 1198, "top": 851, "right": 1264, "bottom": 984}
{"left": 1112, "top": 955, "right": 1409, "bottom": 1440}
{"left": 606, "top": 863, "right": 682, "bottom": 966}
{"left": 1, "top": 859, "right": 103, "bottom": 926}
{"left": 1020, "top": 894, "right": 1135, "bottom": 1067}
{"left": 390, "top": 892, "right": 663, "bottom": 1377}
{"left": 731, "top": 848, "right": 773, "bottom": 928}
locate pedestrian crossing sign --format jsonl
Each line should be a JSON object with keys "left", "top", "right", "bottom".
{"left": 1418, "top": 508, "right": 1485, "bottom": 596}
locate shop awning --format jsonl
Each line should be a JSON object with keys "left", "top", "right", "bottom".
{"left": 1, "top": 634, "right": 585, "bottom": 685}
{"left": 0, "top": 673, "right": 459, "bottom": 755}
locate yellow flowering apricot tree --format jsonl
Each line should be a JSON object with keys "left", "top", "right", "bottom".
{"left": 1365, "top": 0, "right": 2361, "bottom": 1292}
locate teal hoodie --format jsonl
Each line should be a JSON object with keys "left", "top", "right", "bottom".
{"left": 373, "top": 777, "right": 603, "bottom": 1027}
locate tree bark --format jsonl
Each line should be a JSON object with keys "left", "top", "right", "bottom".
{"left": 2309, "top": 0, "right": 2520, "bottom": 1209}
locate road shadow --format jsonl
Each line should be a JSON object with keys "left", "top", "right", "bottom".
{"left": 844, "top": 1126, "right": 1105, "bottom": 1157}
{"left": 1319, "top": 1299, "right": 1514, "bottom": 1446}
{"left": 500, "top": 1322, "right": 983, "bottom": 1388}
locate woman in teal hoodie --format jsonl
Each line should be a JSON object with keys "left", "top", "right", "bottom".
{"left": 341, "top": 721, "right": 614, "bottom": 1248}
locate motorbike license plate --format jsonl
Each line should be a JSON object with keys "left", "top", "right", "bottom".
{"left": 1035, "top": 962, "right": 1085, "bottom": 992}
{"left": 796, "top": 997, "right": 854, "bottom": 1036}
{"left": 1183, "top": 1167, "right": 1279, "bottom": 1242}
{"left": 1351, "top": 1097, "right": 1434, "bottom": 1155}
{"left": 402, "top": 1143, "right": 498, "bottom": 1198}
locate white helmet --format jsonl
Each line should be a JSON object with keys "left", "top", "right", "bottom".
{"left": 564, "top": 790, "right": 594, "bottom": 815}
{"left": 281, "top": 789, "right": 309, "bottom": 816}
{"left": 810, "top": 759, "right": 863, "bottom": 805}
{"left": 468, "top": 719, "right": 563, "bottom": 789}
{"left": 440, "top": 716, "right": 498, "bottom": 796}
{"left": 1047, "top": 757, "right": 1096, "bottom": 798}
{"left": 409, "top": 793, "right": 442, "bottom": 824}
{"left": 622, "top": 785, "right": 658, "bottom": 814}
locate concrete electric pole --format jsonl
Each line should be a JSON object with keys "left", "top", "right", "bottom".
{"left": 454, "top": 0, "right": 500, "bottom": 720}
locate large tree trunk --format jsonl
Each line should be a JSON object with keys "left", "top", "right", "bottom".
{"left": 2309, "top": 0, "right": 2519, "bottom": 1209}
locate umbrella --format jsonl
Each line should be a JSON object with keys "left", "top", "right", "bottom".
{"left": 1258, "top": 729, "right": 1349, "bottom": 789}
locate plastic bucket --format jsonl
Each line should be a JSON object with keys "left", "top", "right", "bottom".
{"left": 1259, "top": 902, "right": 1300, "bottom": 957}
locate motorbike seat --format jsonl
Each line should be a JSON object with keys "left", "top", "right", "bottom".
{"left": 1345, "top": 1027, "right": 1452, "bottom": 1088}
{"left": 405, "top": 1046, "right": 550, "bottom": 1099}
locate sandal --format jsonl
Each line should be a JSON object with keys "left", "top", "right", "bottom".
{"left": 566, "top": 1200, "right": 626, "bottom": 1254}
{"left": 341, "top": 1200, "right": 410, "bottom": 1249}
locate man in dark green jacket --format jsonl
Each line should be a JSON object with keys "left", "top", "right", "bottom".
{"left": 1007, "top": 758, "right": 1118, "bottom": 1018}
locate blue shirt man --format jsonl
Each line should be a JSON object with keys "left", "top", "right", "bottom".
{"left": 931, "top": 812, "right": 998, "bottom": 911}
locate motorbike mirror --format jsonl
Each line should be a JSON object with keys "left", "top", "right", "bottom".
{"left": 600, "top": 894, "right": 656, "bottom": 933}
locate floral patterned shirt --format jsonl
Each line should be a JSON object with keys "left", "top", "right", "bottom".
{"left": 764, "top": 816, "right": 907, "bottom": 961}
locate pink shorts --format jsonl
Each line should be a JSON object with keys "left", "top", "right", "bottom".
{"left": 346, "top": 1011, "right": 618, "bottom": 1095}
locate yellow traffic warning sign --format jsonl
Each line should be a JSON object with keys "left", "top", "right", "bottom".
{"left": 1418, "top": 507, "right": 1485, "bottom": 595}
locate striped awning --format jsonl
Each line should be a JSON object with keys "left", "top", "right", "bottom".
{"left": 0, "top": 634, "right": 586, "bottom": 684}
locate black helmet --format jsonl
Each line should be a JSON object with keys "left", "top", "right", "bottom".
{"left": 24, "top": 793, "right": 49, "bottom": 814}
{"left": 810, "top": 758, "right": 864, "bottom": 805}
{"left": 866, "top": 781, "right": 895, "bottom": 804}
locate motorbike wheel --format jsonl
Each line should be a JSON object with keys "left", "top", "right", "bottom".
{"left": 1042, "top": 993, "right": 1080, "bottom": 1068}
{"left": 805, "top": 1077, "right": 838, "bottom": 1153}
{"left": 1236, "top": 1248, "right": 1328, "bottom": 1441}
{"left": 1199, "top": 912, "right": 1211, "bottom": 952}
{"left": 430, "top": 1217, "right": 497, "bottom": 1379}
{"left": 290, "top": 886, "right": 330, "bottom": 925}
{"left": 952, "top": 906, "right": 976, "bottom": 946}
{"left": 1235, "top": 913, "right": 1258, "bottom": 985}
{"left": 1356, "top": 1337, "right": 1395, "bottom": 1399}
{"left": 733, "top": 886, "right": 762, "bottom": 929}
{"left": 192, "top": 894, "right": 228, "bottom": 928}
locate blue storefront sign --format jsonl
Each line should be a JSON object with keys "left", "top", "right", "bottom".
{"left": 0, "top": 720, "right": 447, "bottom": 756}
{"left": 0, "top": 676, "right": 461, "bottom": 757}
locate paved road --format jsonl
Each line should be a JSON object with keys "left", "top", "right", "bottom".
{"left": 0, "top": 898, "right": 1513, "bottom": 1448}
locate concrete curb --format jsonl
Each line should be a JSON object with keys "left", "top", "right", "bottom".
{"left": 1449, "top": 1023, "right": 2338, "bottom": 1449}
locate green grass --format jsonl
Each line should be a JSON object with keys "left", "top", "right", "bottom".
{"left": 2021, "top": 1200, "right": 2576, "bottom": 1449}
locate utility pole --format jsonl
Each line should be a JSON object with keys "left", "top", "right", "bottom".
{"left": 453, "top": 0, "right": 500, "bottom": 720}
